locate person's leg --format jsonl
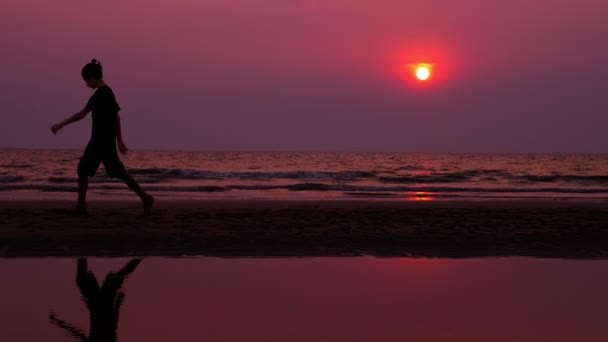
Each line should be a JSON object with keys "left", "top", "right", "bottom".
{"left": 117, "top": 173, "right": 154, "bottom": 214}
{"left": 76, "top": 258, "right": 100, "bottom": 306}
{"left": 118, "top": 173, "right": 147, "bottom": 198}
{"left": 105, "top": 151, "right": 154, "bottom": 214}
{"left": 77, "top": 174, "right": 88, "bottom": 210}
{"left": 76, "top": 149, "right": 100, "bottom": 214}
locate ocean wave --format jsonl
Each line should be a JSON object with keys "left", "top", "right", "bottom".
{"left": 2, "top": 182, "right": 608, "bottom": 194}
{"left": 48, "top": 176, "right": 162, "bottom": 184}
{"left": 0, "top": 164, "right": 33, "bottom": 169}
{"left": 379, "top": 169, "right": 510, "bottom": 184}
{"left": 516, "top": 174, "right": 608, "bottom": 183}
{"left": 0, "top": 184, "right": 230, "bottom": 192}
{"left": 226, "top": 183, "right": 608, "bottom": 194}
{"left": 0, "top": 176, "right": 24, "bottom": 183}
{"left": 128, "top": 168, "right": 376, "bottom": 180}
{"left": 15, "top": 164, "right": 608, "bottom": 187}
{"left": 394, "top": 165, "right": 433, "bottom": 171}
{"left": 380, "top": 170, "right": 608, "bottom": 185}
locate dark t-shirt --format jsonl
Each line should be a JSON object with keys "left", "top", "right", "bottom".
{"left": 85, "top": 86, "right": 121, "bottom": 145}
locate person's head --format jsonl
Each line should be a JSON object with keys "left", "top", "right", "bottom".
{"left": 81, "top": 59, "right": 103, "bottom": 89}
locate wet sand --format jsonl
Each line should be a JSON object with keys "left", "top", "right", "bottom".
{"left": 1, "top": 198, "right": 608, "bottom": 258}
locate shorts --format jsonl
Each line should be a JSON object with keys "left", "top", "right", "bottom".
{"left": 77, "top": 142, "right": 127, "bottom": 178}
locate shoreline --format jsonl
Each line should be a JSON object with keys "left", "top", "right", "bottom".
{"left": 1, "top": 198, "right": 608, "bottom": 259}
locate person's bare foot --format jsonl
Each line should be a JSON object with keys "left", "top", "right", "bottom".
{"left": 142, "top": 194, "right": 155, "bottom": 215}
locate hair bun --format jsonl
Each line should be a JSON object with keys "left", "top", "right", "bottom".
{"left": 91, "top": 59, "right": 98, "bottom": 65}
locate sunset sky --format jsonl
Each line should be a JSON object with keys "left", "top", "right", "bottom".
{"left": 1, "top": 0, "right": 607, "bottom": 153}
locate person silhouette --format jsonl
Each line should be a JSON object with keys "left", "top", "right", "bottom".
{"left": 49, "top": 258, "right": 142, "bottom": 342}
{"left": 51, "top": 59, "right": 154, "bottom": 215}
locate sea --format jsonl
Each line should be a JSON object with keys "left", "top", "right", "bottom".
{"left": 4, "top": 150, "right": 608, "bottom": 341}
{"left": 2, "top": 149, "right": 608, "bottom": 201}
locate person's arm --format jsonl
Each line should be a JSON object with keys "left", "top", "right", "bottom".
{"left": 116, "top": 258, "right": 141, "bottom": 277}
{"left": 51, "top": 107, "right": 90, "bottom": 134}
{"left": 49, "top": 312, "right": 88, "bottom": 342}
{"left": 116, "top": 113, "right": 129, "bottom": 155}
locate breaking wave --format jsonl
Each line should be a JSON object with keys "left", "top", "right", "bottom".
{"left": 2, "top": 183, "right": 607, "bottom": 194}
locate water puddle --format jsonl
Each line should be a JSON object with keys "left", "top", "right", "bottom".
{"left": 1, "top": 257, "right": 607, "bottom": 341}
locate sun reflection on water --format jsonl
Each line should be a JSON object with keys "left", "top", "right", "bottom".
{"left": 407, "top": 191, "right": 435, "bottom": 201}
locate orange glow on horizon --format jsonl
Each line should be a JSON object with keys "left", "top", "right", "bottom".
{"left": 407, "top": 192, "right": 435, "bottom": 201}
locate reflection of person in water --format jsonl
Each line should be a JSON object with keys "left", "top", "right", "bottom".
{"left": 49, "top": 258, "right": 141, "bottom": 342}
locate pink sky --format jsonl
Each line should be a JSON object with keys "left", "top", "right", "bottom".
{"left": 1, "top": 0, "right": 607, "bottom": 152}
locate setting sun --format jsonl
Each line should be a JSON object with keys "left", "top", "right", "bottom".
{"left": 413, "top": 63, "right": 433, "bottom": 81}
{"left": 416, "top": 66, "right": 430, "bottom": 80}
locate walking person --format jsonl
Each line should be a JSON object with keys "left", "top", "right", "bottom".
{"left": 51, "top": 59, "right": 154, "bottom": 215}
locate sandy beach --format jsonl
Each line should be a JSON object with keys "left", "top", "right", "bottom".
{"left": 1, "top": 198, "right": 607, "bottom": 258}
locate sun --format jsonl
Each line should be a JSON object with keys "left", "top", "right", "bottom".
{"left": 413, "top": 63, "right": 433, "bottom": 81}
{"left": 416, "top": 66, "right": 430, "bottom": 80}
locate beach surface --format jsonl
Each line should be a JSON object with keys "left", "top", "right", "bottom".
{"left": 2, "top": 198, "right": 608, "bottom": 258}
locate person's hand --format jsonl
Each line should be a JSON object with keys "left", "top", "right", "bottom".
{"left": 51, "top": 124, "right": 62, "bottom": 134}
{"left": 118, "top": 140, "right": 129, "bottom": 155}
